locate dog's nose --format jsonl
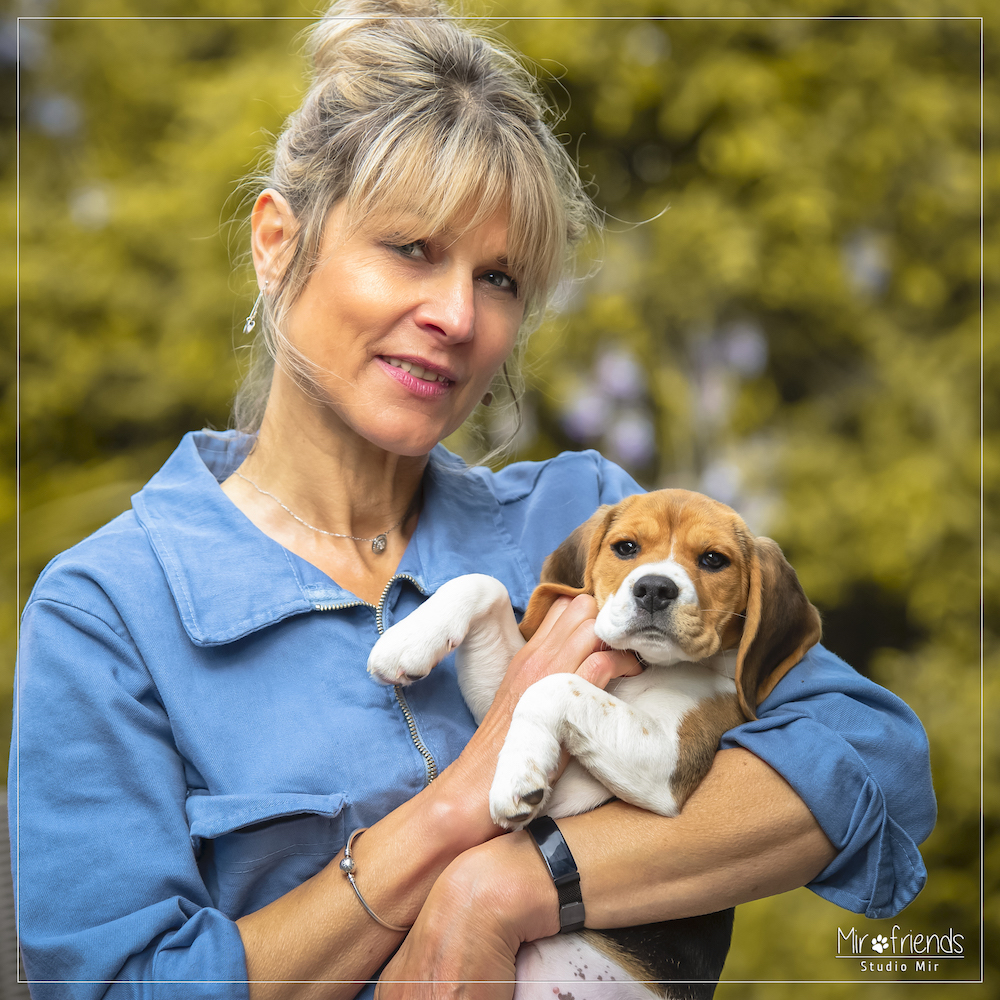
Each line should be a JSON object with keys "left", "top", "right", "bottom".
{"left": 632, "top": 575, "right": 679, "bottom": 614}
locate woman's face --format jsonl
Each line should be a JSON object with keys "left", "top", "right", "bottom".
{"left": 273, "top": 200, "right": 525, "bottom": 457}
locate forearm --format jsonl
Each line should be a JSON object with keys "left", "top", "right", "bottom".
{"left": 237, "top": 772, "right": 500, "bottom": 998}
{"left": 719, "top": 644, "right": 935, "bottom": 918}
{"left": 557, "top": 747, "right": 836, "bottom": 927}
{"left": 461, "top": 749, "right": 836, "bottom": 939}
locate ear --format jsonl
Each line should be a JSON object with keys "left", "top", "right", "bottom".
{"left": 250, "top": 189, "right": 297, "bottom": 286}
{"left": 735, "top": 537, "right": 822, "bottom": 720}
{"left": 519, "top": 505, "right": 619, "bottom": 641}
{"left": 539, "top": 505, "right": 618, "bottom": 590}
{"left": 518, "top": 583, "right": 588, "bottom": 641}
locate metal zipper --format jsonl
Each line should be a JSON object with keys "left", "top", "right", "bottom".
{"left": 392, "top": 686, "right": 439, "bottom": 785}
{"left": 314, "top": 574, "right": 439, "bottom": 786}
{"left": 377, "top": 574, "right": 439, "bottom": 786}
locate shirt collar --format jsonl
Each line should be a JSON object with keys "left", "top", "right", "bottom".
{"left": 131, "top": 430, "right": 534, "bottom": 647}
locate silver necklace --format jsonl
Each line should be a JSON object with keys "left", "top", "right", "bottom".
{"left": 235, "top": 471, "right": 407, "bottom": 554}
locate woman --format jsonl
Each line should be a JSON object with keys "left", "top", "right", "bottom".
{"left": 12, "top": 1, "right": 935, "bottom": 997}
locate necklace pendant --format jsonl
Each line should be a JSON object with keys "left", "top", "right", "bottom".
{"left": 371, "top": 534, "right": 388, "bottom": 554}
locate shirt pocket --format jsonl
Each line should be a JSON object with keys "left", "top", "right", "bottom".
{"left": 186, "top": 791, "right": 348, "bottom": 919}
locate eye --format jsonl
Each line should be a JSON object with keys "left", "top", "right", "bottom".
{"left": 698, "top": 551, "right": 730, "bottom": 571}
{"left": 481, "top": 270, "right": 519, "bottom": 296}
{"left": 388, "top": 240, "right": 428, "bottom": 260}
{"left": 611, "top": 539, "right": 639, "bottom": 560}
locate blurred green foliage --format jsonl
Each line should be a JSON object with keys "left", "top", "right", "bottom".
{"left": 4, "top": 0, "right": 994, "bottom": 993}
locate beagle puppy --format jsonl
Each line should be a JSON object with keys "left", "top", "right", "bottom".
{"left": 368, "top": 489, "right": 821, "bottom": 999}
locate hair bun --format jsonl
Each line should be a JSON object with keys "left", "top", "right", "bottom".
{"left": 310, "top": 0, "right": 447, "bottom": 81}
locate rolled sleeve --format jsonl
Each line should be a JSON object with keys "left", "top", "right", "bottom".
{"left": 720, "top": 644, "right": 936, "bottom": 918}
{"left": 11, "top": 596, "right": 250, "bottom": 999}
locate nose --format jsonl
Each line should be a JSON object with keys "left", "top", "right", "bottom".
{"left": 632, "top": 575, "right": 679, "bottom": 614}
{"left": 416, "top": 267, "right": 475, "bottom": 343}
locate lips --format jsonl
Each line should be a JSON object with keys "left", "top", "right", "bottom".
{"left": 377, "top": 355, "right": 456, "bottom": 398}
{"left": 381, "top": 356, "right": 454, "bottom": 384}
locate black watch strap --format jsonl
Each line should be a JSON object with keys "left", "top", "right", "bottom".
{"left": 526, "top": 815, "right": 585, "bottom": 933}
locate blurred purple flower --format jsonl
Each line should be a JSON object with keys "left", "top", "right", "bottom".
{"left": 562, "top": 387, "right": 610, "bottom": 441}
{"left": 31, "top": 93, "right": 81, "bottom": 137}
{"left": 699, "top": 460, "right": 741, "bottom": 506}
{"left": 842, "top": 230, "right": 889, "bottom": 296}
{"left": 608, "top": 412, "right": 656, "bottom": 468}
{"left": 722, "top": 322, "right": 768, "bottom": 377}
{"left": 596, "top": 347, "right": 645, "bottom": 401}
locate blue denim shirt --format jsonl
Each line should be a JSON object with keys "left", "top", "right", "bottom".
{"left": 11, "top": 430, "right": 935, "bottom": 999}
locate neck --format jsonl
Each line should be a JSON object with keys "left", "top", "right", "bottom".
{"left": 236, "top": 372, "right": 427, "bottom": 540}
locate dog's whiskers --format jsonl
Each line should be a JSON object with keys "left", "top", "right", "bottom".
{"left": 695, "top": 609, "right": 747, "bottom": 620}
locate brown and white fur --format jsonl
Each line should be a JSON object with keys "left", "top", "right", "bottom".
{"left": 368, "top": 489, "right": 821, "bottom": 999}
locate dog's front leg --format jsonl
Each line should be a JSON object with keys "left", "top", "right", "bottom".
{"left": 490, "top": 675, "right": 684, "bottom": 827}
{"left": 368, "top": 575, "right": 523, "bottom": 722}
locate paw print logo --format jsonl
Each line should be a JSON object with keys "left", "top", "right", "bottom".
{"left": 871, "top": 934, "right": 890, "bottom": 954}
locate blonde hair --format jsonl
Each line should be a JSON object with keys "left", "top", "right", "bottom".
{"left": 233, "top": 0, "right": 598, "bottom": 435}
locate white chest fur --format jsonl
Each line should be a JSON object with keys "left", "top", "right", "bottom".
{"left": 514, "top": 933, "right": 663, "bottom": 999}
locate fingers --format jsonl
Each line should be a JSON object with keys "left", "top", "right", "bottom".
{"left": 575, "top": 649, "right": 644, "bottom": 690}
{"left": 528, "top": 592, "right": 596, "bottom": 645}
{"left": 517, "top": 602, "right": 603, "bottom": 685}
{"left": 529, "top": 594, "right": 600, "bottom": 658}
{"left": 500, "top": 595, "right": 599, "bottom": 691}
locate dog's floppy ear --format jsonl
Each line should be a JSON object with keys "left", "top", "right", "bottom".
{"left": 519, "top": 505, "right": 618, "bottom": 640}
{"left": 540, "top": 504, "right": 617, "bottom": 590}
{"left": 518, "top": 583, "right": 589, "bottom": 641}
{"left": 735, "top": 536, "right": 822, "bottom": 720}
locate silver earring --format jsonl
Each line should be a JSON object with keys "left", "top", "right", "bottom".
{"left": 243, "top": 280, "right": 268, "bottom": 335}
{"left": 481, "top": 391, "right": 494, "bottom": 407}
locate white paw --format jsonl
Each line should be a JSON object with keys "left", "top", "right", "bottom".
{"left": 489, "top": 722, "right": 562, "bottom": 829}
{"left": 366, "top": 608, "right": 459, "bottom": 686}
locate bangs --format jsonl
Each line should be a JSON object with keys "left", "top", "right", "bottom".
{"left": 339, "top": 97, "right": 567, "bottom": 308}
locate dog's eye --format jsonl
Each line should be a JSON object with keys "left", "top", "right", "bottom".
{"left": 611, "top": 540, "right": 639, "bottom": 559}
{"left": 698, "top": 551, "right": 730, "bottom": 571}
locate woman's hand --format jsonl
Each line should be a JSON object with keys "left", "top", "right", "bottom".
{"left": 429, "top": 595, "right": 642, "bottom": 841}
{"left": 377, "top": 834, "right": 558, "bottom": 1000}
{"left": 493, "top": 594, "right": 644, "bottom": 713}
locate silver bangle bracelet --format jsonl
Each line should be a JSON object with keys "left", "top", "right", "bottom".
{"left": 339, "top": 827, "right": 410, "bottom": 933}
